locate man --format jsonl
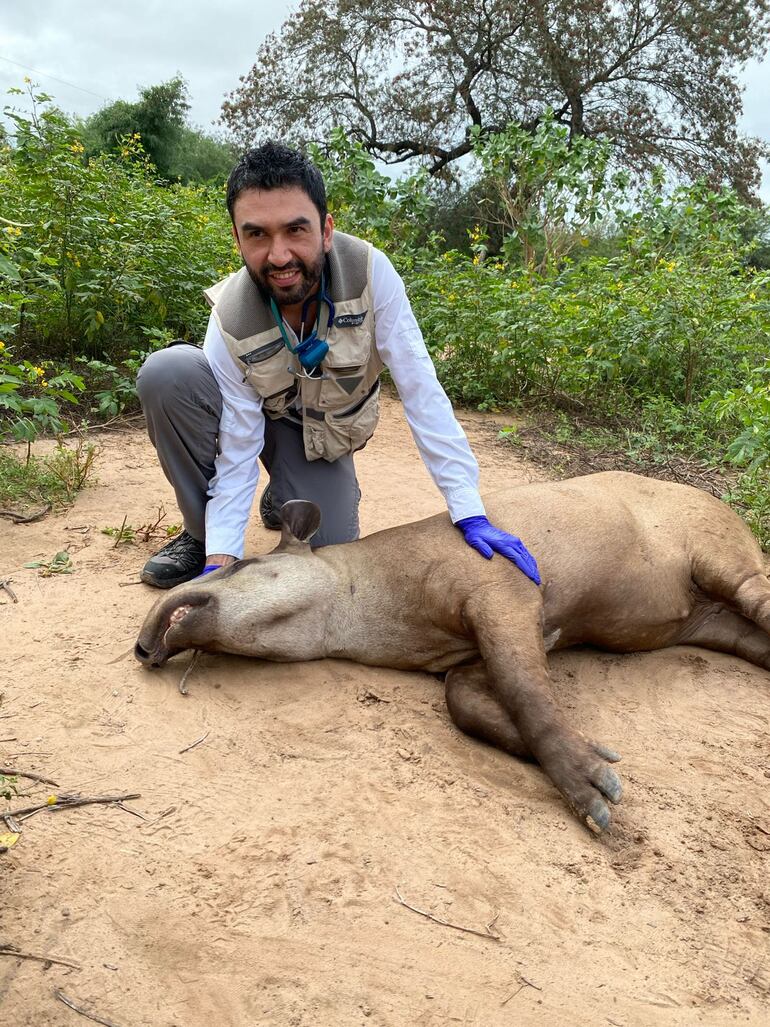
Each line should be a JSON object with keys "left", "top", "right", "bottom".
{"left": 137, "top": 142, "right": 539, "bottom": 588}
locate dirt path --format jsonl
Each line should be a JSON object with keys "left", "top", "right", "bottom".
{"left": 2, "top": 395, "right": 769, "bottom": 1027}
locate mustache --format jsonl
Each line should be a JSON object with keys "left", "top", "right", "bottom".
{"left": 264, "top": 261, "right": 304, "bottom": 274}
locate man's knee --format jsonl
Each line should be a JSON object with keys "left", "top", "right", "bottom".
{"left": 136, "top": 344, "right": 212, "bottom": 413}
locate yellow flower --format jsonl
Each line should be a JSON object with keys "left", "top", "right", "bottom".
{"left": 0, "top": 340, "right": 5, "bottom": 350}
{"left": 108, "top": 216, "right": 116, "bottom": 224}
{"left": 46, "top": 795, "right": 57, "bottom": 805}
{"left": 41, "top": 380, "right": 49, "bottom": 388}
{"left": 35, "top": 366, "right": 44, "bottom": 376}
{"left": 749, "top": 291, "right": 757, "bottom": 300}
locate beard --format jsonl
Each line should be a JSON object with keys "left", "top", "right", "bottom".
{"left": 244, "top": 246, "right": 326, "bottom": 308}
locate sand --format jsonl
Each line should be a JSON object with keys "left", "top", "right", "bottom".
{"left": 2, "top": 395, "right": 770, "bottom": 1026}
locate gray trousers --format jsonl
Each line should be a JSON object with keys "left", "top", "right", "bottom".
{"left": 136, "top": 342, "right": 360, "bottom": 549}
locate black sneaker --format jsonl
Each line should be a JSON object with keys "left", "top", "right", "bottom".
{"left": 259, "top": 484, "right": 282, "bottom": 531}
{"left": 140, "top": 530, "right": 206, "bottom": 589}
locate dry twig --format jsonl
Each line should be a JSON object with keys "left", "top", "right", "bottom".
{"left": 500, "top": 985, "right": 525, "bottom": 1006}
{"left": 179, "top": 730, "right": 209, "bottom": 754}
{"left": 116, "top": 802, "right": 147, "bottom": 821}
{"left": 0, "top": 579, "right": 18, "bottom": 603}
{"left": 500, "top": 971, "right": 543, "bottom": 1006}
{"left": 0, "top": 766, "right": 59, "bottom": 786}
{"left": 3, "top": 792, "right": 141, "bottom": 824}
{"left": 0, "top": 505, "right": 51, "bottom": 524}
{"left": 53, "top": 989, "right": 122, "bottom": 1027}
{"left": 178, "top": 650, "right": 200, "bottom": 695}
{"left": 107, "top": 646, "right": 135, "bottom": 664}
{"left": 0, "top": 946, "right": 80, "bottom": 969}
{"left": 111, "top": 514, "right": 129, "bottom": 550}
{"left": 393, "top": 884, "right": 501, "bottom": 942}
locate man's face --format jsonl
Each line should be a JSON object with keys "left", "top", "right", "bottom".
{"left": 231, "top": 186, "right": 334, "bottom": 308}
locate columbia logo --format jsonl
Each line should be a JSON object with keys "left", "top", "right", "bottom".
{"left": 335, "top": 312, "right": 367, "bottom": 328}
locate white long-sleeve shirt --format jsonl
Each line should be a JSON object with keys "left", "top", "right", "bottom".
{"left": 202, "top": 246, "right": 486, "bottom": 557}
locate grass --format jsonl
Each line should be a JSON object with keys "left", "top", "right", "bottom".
{"left": 0, "top": 437, "right": 98, "bottom": 511}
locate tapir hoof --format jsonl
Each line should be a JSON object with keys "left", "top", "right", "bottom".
{"left": 539, "top": 732, "right": 623, "bottom": 834}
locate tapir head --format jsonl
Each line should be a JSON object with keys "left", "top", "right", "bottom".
{"left": 134, "top": 500, "right": 334, "bottom": 668}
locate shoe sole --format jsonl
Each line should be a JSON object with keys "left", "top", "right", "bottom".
{"left": 139, "top": 568, "right": 203, "bottom": 589}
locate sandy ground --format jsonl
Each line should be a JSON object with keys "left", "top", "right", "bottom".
{"left": 2, "top": 394, "right": 770, "bottom": 1027}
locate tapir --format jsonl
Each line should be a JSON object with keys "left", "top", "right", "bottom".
{"left": 135, "top": 471, "right": 770, "bottom": 833}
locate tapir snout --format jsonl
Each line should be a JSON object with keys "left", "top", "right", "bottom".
{"left": 134, "top": 588, "right": 215, "bottom": 668}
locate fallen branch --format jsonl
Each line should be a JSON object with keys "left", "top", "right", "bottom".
{"left": 0, "top": 946, "right": 81, "bottom": 970}
{"left": 393, "top": 884, "right": 501, "bottom": 942}
{"left": 179, "top": 730, "right": 209, "bottom": 754}
{"left": 0, "top": 505, "right": 51, "bottom": 524}
{"left": 53, "top": 989, "right": 122, "bottom": 1027}
{"left": 3, "top": 792, "right": 141, "bottom": 824}
{"left": 0, "top": 767, "right": 59, "bottom": 786}
{"left": 178, "top": 650, "right": 200, "bottom": 695}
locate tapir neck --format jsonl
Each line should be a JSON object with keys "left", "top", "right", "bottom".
{"left": 313, "top": 543, "right": 474, "bottom": 672}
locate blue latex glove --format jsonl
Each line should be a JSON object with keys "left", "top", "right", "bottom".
{"left": 199, "top": 563, "right": 222, "bottom": 576}
{"left": 455, "top": 516, "right": 541, "bottom": 585}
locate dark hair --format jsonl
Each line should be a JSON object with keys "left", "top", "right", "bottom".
{"left": 226, "top": 142, "right": 327, "bottom": 226}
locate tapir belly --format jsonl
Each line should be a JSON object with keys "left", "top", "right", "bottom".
{"left": 542, "top": 548, "right": 697, "bottom": 653}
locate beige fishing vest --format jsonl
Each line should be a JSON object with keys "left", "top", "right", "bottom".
{"left": 204, "top": 232, "right": 383, "bottom": 463}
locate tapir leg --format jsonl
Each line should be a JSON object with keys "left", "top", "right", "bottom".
{"left": 463, "top": 591, "right": 623, "bottom": 833}
{"left": 446, "top": 660, "right": 623, "bottom": 765}
{"left": 674, "top": 602, "right": 770, "bottom": 670}
{"left": 690, "top": 521, "right": 770, "bottom": 636}
{"left": 445, "top": 662, "right": 529, "bottom": 757}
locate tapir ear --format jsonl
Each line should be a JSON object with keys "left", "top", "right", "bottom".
{"left": 276, "top": 499, "right": 321, "bottom": 549}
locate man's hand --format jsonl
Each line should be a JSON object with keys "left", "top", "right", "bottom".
{"left": 455, "top": 516, "right": 541, "bottom": 585}
{"left": 200, "top": 553, "right": 237, "bottom": 576}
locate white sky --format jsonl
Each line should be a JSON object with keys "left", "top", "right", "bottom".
{"left": 1, "top": 0, "right": 768, "bottom": 199}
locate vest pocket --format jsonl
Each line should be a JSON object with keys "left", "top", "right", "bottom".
{"left": 303, "top": 382, "right": 381, "bottom": 462}
{"left": 238, "top": 341, "right": 296, "bottom": 410}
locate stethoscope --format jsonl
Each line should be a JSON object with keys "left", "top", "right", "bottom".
{"left": 269, "top": 274, "right": 335, "bottom": 379}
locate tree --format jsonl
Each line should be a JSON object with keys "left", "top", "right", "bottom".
{"left": 221, "top": 0, "right": 770, "bottom": 195}
{"left": 82, "top": 77, "right": 190, "bottom": 177}
{"left": 82, "top": 78, "right": 235, "bottom": 183}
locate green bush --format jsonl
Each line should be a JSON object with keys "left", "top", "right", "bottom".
{"left": 405, "top": 185, "right": 769, "bottom": 423}
{"left": 0, "top": 339, "right": 84, "bottom": 440}
{"left": 1, "top": 84, "right": 236, "bottom": 365}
